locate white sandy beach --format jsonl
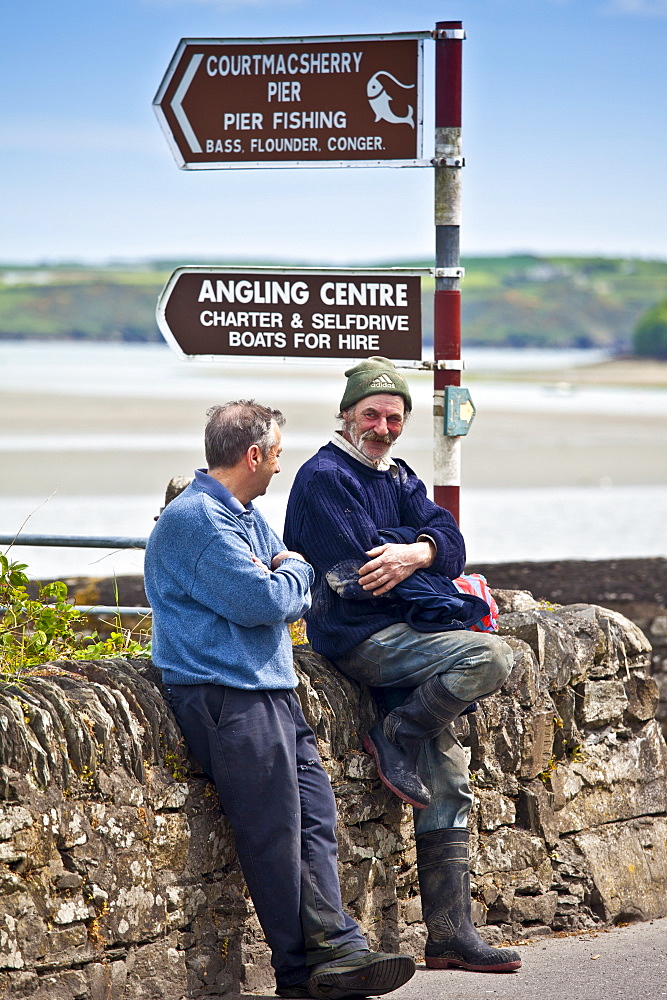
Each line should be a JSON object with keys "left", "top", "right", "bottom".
{"left": 1, "top": 344, "right": 666, "bottom": 575}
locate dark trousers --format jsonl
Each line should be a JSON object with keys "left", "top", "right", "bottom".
{"left": 166, "top": 683, "right": 366, "bottom": 986}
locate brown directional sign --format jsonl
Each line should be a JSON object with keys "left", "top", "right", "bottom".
{"left": 153, "top": 33, "right": 425, "bottom": 168}
{"left": 156, "top": 268, "right": 423, "bottom": 360}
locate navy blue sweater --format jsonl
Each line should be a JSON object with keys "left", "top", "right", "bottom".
{"left": 283, "top": 442, "right": 466, "bottom": 658}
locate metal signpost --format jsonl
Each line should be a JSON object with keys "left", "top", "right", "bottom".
{"left": 432, "top": 21, "right": 466, "bottom": 522}
{"left": 154, "top": 22, "right": 471, "bottom": 519}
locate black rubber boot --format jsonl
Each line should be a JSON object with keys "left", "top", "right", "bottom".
{"left": 363, "top": 676, "right": 471, "bottom": 810}
{"left": 417, "top": 828, "right": 522, "bottom": 973}
{"left": 362, "top": 724, "right": 431, "bottom": 808}
{"left": 384, "top": 674, "right": 470, "bottom": 745}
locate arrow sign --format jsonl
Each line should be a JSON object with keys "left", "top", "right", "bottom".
{"left": 443, "top": 387, "right": 476, "bottom": 436}
{"left": 458, "top": 397, "right": 475, "bottom": 425}
{"left": 153, "top": 33, "right": 425, "bottom": 169}
{"left": 156, "top": 266, "right": 424, "bottom": 361}
{"left": 172, "top": 53, "right": 204, "bottom": 153}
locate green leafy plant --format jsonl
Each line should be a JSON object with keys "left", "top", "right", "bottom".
{"left": 162, "top": 741, "right": 189, "bottom": 782}
{"left": 0, "top": 554, "right": 151, "bottom": 677}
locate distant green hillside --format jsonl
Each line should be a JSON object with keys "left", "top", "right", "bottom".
{"left": 460, "top": 256, "right": 667, "bottom": 349}
{"left": 1, "top": 256, "right": 666, "bottom": 349}
{"left": 0, "top": 265, "right": 168, "bottom": 342}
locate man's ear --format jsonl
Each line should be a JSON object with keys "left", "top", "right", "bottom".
{"left": 246, "top": 444, "right": 262, "bottom": 471}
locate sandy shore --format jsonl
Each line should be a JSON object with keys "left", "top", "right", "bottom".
{"left": 1, "top": 389, "right": 666, "bottom": 497}
{"left": 464, "top": 356, "right": 667, "bottom": 387}
{"left": 0, "top": 356, "right": 664, "bottom": 499}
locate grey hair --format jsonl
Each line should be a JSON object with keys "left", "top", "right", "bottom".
{"left": 205, "top": 400, "right": 285, "bottom": 469}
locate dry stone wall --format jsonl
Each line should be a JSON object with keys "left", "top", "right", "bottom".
{"left": 1, "top": 594, "right": 666, "bottom": 999}
{"left": 469, "top": 558, "right": 667, "bottom": 740}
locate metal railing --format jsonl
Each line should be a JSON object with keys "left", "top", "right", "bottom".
{"left": 1, "top": 533, "right": 152, "bottom": 616}
{"left": 0, "top": 533, "right": 148, "bottom": 550}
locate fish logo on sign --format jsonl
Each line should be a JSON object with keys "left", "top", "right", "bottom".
{"left": 366, "top": 71, "right": 415, "bottom": 128}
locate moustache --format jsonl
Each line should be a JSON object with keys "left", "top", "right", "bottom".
{"left": 360, "top": 430, "right": 394, "bottom": 445}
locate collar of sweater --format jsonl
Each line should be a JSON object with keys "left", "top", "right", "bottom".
{"left": 330, "top": 431, "right": 398, "bottom": 475}
{"left": 194, "top": 468, "right": 253, "bottom": 515}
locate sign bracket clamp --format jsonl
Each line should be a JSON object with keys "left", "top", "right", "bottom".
{"left": 431, "top": 267, "right": 465, "bottom": 279}
{"left": 395, "top": 360, "right": 465, "bottom": 371}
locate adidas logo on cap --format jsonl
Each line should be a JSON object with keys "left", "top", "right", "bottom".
{"left": 368, "top": 373, "right": 396, "bottom": 389}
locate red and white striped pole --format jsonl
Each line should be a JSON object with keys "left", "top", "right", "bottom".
{"left": 432, "top": 20, "right": 465, "bottom": 523}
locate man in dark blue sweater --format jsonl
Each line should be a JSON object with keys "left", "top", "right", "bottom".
{"left": 284, "top": 359, "right": 522, "bottom": 974}
{"left": 145, "top": 400, "right": 415, "bottom": 1000}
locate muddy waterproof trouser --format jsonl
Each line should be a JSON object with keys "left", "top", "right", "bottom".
{"left": 336, "top": 626, "right": 514, "bottom": 834}
{"left": 166, "top": 684, "right": 366, "bottom": 988}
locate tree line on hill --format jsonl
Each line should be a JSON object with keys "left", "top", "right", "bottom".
{"left": 0, "top": 255, "right": 666, "bottom": 356}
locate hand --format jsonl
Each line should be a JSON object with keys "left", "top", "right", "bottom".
{"left": 358, "top": 541, "right": 435, "bottom": 596}
{"left": 271, "top": 550, "right": 306, "bottom": 570}
{"left": 250, "top": 554, "right": 270, "bottom": 575}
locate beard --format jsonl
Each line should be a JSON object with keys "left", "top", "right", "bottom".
{"left": 347, "top": 419, "right": 396, "bottom": 460}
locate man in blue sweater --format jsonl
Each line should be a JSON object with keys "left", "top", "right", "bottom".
{"left": 144, "top": 400, "right": 415, "bottom": 1000}
{"left": 284, "top": 359, "right": 522, "bottom": 974}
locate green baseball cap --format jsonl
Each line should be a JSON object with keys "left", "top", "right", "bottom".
{"left": 339, "top": 356, "right": 412, "bottom": 413}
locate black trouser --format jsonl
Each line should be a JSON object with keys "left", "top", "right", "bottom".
{"left": 166, "top": 683, "right": 366, "bottom": 987}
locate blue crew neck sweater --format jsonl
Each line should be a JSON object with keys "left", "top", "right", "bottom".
{"left": 283, "top": 442, "right": 466, "bottom": 659}
{"left": 145, "top": 471, "right": 314, "bottom": 689}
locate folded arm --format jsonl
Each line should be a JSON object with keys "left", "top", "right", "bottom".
{"left": 190, "top": 529, "right": 314, "bottom": 626}
{"left": 285, "top": 466, "right": 464, "bottom": 601}
{"left": 396, "top": 467, "right": 466, "bottom": 578}
{"left": 357, "top": 538, "right": 436, "bottom": 596}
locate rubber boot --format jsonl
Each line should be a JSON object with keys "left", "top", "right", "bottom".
{"left": 363, "top": 675, "right": 471, "bottom": 810}
{"left": 383, "top": 674, "right": 470, "bottom": 746}
{"left": 362, "top": 724, "right": 431, "bottom": 808}
{"left": 417, "top": 828, "right": 522, "bottom": 973}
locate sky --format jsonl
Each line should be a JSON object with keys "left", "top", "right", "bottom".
{"left": 1, "top": 0, "right": 666, "bottom": 265}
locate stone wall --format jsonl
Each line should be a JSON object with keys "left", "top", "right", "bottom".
{"left": 1, "top": 593, "right": 667, "bottom": 999}
{"left": 469, "top": 558, "right": 667, "bottom": 738}
{"left": 54, "top": 556, "right": 667, "bottom": 736}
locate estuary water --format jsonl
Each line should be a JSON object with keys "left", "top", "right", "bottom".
{"left": 0, "top": 341, "right": 665, "bottom": 579}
